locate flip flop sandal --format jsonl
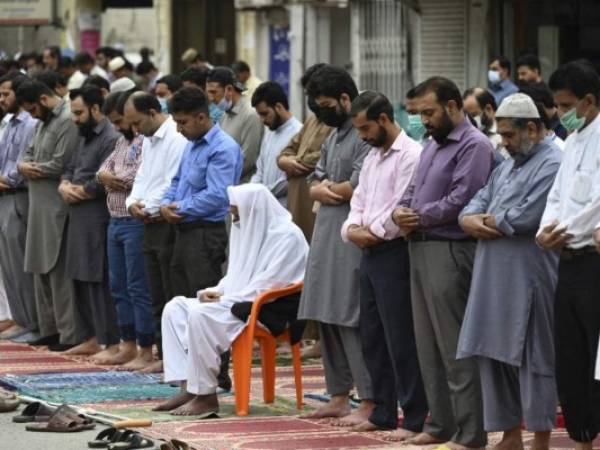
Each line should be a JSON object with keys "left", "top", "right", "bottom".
{"left": 159, "top": 440, "right": 190, "bottom": 450}
{"left": 88, "top": 427, "right": 125, "bottom": 448}
{"left": 0, "top": 394, "right": 20, "bottom": 413}
{"left": 25, "top": 404, "right": 96, "bottom": 432}
{"left": 12, "top": 401, "right": 57, "bottom": 423}
{"left": 107, "top": 432, "right": 153, "bottom": 450}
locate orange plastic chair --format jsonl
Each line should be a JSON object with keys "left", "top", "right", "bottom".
{"left": 231, "top": 282, "right": 304, "bottom": 416}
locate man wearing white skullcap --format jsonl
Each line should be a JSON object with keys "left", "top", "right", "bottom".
{"left": 457, "top": 93, "right": 563, "bottom": 449}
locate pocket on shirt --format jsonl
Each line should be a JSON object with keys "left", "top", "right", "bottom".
{"left": 187, "top": 164, "right": 208, "bottom": 189}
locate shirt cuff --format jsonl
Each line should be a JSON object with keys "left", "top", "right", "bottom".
{"left": 493, "top": 211, "right": 514, "bottom": 236}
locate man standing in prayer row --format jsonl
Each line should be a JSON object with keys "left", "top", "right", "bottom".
{"left": 392, "top": 76, "right": 494, "bottom": 449}
{"left": 155, "top": 184, "right": 308, "bottom": 415}
{"left": 17, "top": 80, "right": 84, "bottom": 351}
{"left": 95, "top": 89, "right": 156, "bottom": 370}
{"left": 342, "top": 91, "right": 428, "bottom": 440}
{"left": 59, "top": 86, "right": 121, "bottom": 360}
{"left": 298, "top": 65, "right": 374, "bottom": 425}
{"left": 125, "top": 92, "right": 186, "bottom": 373}
{"left": 250, "top": 81, "right": 302, "bottom": 206}
{"left": 537, "top": 61, "right": 600, "bottom": 450}
{"left": 0, "top": 73, "right": 39, "bottom": 342}
{"left": 459, "top": 93, "right": 562, "bottom": 450}
{"left": 206, "top": 67, "right": 263, "bottom": 183}
{"left": 277, "top": 64, "right": 331, "bottom": 242}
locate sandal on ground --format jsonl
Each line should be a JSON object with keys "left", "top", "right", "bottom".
{"left": 159, "top": 440, "right": 190, "bottom": 450}
{"left": 12, "top": 401, "right": 57, "bottom": 423}
{"left": 107, "top": 432, "right": 154, "bottom": 450}
{"left": 0, "top": 394, "right": 20, "bottom": 413}
{"left": 88, "top": 427, "right": 126, "bottom": 448}
{"left": 25, "top": 404, "right": 95, "bottom": 432}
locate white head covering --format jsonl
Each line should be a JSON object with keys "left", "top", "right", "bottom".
{"left": 214, "top": 184, "right": 308, "bottom": 303}
{"left": 110, "top": 78, "right": 136, "bottom": 93}
{"left": 496, "top": 93, "right": 540, "bottom": 119}
{"left": 108, "top": 56, "right": 126, "bottom": 72}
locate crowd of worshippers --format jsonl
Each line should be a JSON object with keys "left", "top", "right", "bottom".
{"left": 0, "top": 44, "right": 599, "bottom": 450}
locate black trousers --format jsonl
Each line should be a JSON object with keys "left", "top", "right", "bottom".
{"left": 170, "top": 220, "right": 231, "bottom": 389}
{"left": 359, "top": 239, "right": 428, "bottom": 431}
{"left": 169, "top": 221, "right": 228, "bottom": 298}
{"left": 143, "top": 222, "right": 175, "bottom": 359}
{"left": 555, "top": 251, "right": 600, "bottom": 443}
{"left": 74, "top": 279, "right": 120, "bottom": 347}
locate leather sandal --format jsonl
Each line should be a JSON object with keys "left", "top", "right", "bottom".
{"left": 25, "top": 404, "right": 95, "bottom": 432}
{"left": 88, "top": 427, "right": 125, "bottom": 448}
{"left": 107, "top": 431, "right": 153, "bottom": 450}
{"left": 12, "top": 401, "right": 57, "bottom": 423}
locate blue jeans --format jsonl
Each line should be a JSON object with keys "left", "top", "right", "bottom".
{"left": 107, "top": 218, "right": 155, "bottom": 348}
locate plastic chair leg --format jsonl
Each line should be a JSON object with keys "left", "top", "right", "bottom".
{"left": 290, "top": 342, "right": 303, "bottom": 410}
{"left": 232, "top": 331, "right": 253, "bottom": 416}
{"left": 260, "top": 337, "right": 277, "bottom": 404}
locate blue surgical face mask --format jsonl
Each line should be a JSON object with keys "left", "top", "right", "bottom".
{"left": 157, "top": 97, "right": 169, "bottom": 113}
{"left": 488, "top": 69, "right": 501, "bottom": 85}
{"left": 407, "top": 114, "right": 426, "bottom": 141}
{"left": 216, "top": 96, "right": 232, "bottom": 112}
{"left": 209, "top": 103, "right": 224, "bottom": 122}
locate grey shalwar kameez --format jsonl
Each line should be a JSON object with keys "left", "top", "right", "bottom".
{"left": 22, "top": 100, "right": 84, "bottom": 343}
{"left": 298, "top": 119, "right": 372, "bottom": 399}
{"left": 457, "top": 137, "right": 562, "bottom": 432}
{"left": 62, "top": 118, "right": 120, "bottom": 346}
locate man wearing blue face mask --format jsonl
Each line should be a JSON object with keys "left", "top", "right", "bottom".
{"left": 206, "top": 67, "right": 263, "bottom": 183}
{"left": 488, "top": 56, "right": 518, "bottom": 107}
{"left": 155, "top": 74, "right": 183, "bottom": 113}
{"left": 537, "top": 60, "right": 600, "bottom": 450}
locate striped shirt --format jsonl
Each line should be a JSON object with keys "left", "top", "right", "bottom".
{"left": 97, "top": 134, "right": 144, "bottom": 218}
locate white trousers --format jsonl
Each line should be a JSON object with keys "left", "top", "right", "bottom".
{"left": 162, "top": 296, "right": 246, "bottom": 395}
{"left": 0, "top": 272, "right": 12, "bottom": 321}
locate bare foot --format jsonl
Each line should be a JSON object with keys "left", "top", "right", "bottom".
{"left": 350, "top": 420, "right": 393, "bottom": 433}
{"left": 0, "top": 320, "right": 15, "bottom": 333}
{"left": 301, "top": 341, "right": 321, "bottom": 359}
{"left": 575, "top": 443, "right": 593, "bottom": 450}
{"left": 137, "top": 360, "right": 163, "bottom": 373}
{"left": 0, "top": 323, "right": 24, "bottom": 339}
{"left": 93, "top": 342, "right": 137, "bottom": 365}
{"left": 153, "top": 390, "right": 195, "bottom": 411}
{"left": 382, "top": 428, "right": 418, "bottom": 442}
{"left": 330, "top": 400, "right": 375, "bottom": 427}
{"left": 119, "top": 347, "right": 154, "bottom": 371}
{"left": 89, "top": 345, "right": 120, "bottom": 363}
{"left": 531, "top": 431, "right": 551, "bottom": 450}
{"left": 405, "top": 432, "right": 446, "bottom": 446}
{"left": 171, "top": 393, "right": 219, "bottom": 416}
{"left": 63, "top": 337, "right": 101, "bottom": 355}
{"left": 493, "top": 427, "right": 524, "bottom": 450}
{"left": 300, "top": 394, "right": 351, "bottom": 420}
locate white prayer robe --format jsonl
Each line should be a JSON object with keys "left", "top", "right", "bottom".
{"left": 0, "top": 272, "right": 11, "bottom": 321}
{"left": 162, "top": 184, "right": 309, "bottom": 395}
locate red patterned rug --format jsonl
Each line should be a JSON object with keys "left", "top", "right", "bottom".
{"left": 0, "top": 341, "right": 105, "bottom": 375}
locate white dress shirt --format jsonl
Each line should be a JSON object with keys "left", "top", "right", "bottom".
{"left": 538, "top": 113, "right": 600, "bottom": 248}
{"left": 251, "top": 116, "right": 302, "bottom": 206}
{"left": 125, "top": 116, "right": 187, "bottom": 214}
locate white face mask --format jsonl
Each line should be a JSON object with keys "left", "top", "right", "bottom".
{"left": 488, "top": 69, "right": 501, "bottom": 84}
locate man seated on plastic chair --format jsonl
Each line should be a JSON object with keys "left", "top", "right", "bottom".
{"left": 155, "top": 184, "right": 309, "bottom": 415}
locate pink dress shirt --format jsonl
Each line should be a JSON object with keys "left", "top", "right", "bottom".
{"left": 341, "top": 130, "right": 421, "bottom": 242}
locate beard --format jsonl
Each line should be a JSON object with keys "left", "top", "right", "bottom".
{"left": 428, "top": 110, "right": 454, "bottom": 144}
{"left": 364, "top": 126, "right": 387, "bottom": 148}
{"left": 480, "top": 112, "right": 494, "bottom": 131}
{"left": 38, "top": 104, "right": 52, "bottom": 122}
{"left": 511, "top": 132, "right": 536, "bottom": 165}
{"left": 78, "top": 114, "right": 97, "bottom": 141}
{"left": 318, "top": 104, "right": 348, "bottom": 128}
{"left": 121, "top": 127, "right": 135, "bottom": 142}
{"left": 269, "top": 112, "right": 283, "bottom": 131}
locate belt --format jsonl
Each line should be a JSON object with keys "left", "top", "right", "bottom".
{"left": 560, "top": 246, "right": 598, "bottom": 260}
{"left": 174, "top": 219, "right": 225, "bottom": 232}
{"left": 0, "top": 187, "right": 27, "bottom": 196}
{"left": 407, "top": 231, "right": 476, "bottom": 243}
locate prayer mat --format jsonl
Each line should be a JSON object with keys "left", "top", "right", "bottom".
{"left": 0, "top": 341, "right": 104, "bottom": 375}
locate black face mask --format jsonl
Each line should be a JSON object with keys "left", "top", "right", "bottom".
{"left": 318, "top": 104, "right": 348, "bottom": 128}
{"left": 307, "top": 97, "right": 321, "bottom": 115}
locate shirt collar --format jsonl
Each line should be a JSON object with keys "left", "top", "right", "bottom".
{"left": 575, "top": 112, "right": 600, "bottom": 141}
{"left": 229, "top": 97, "right": 248, "bottom": 116}
{"left": 93, "top": 117, "right": 110, "bottom": 136}
{"left": 12, "top": 111, "right": 30, "bottom": 123}
{"left": 445, "top": 116, "right": 472, "bottom": 143}
{"left": 150, "top": 116, "right": 172, "bottom": 143}
{"left": 195, "top": 123, "right": 220, "bottom": 147}
{"left": 51, "top": 99, "right": 66, "bottom": 118}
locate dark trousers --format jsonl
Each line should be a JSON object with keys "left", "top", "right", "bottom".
{"left": 555, "top": 252, "right": 600, "bottom": 443}
{"left": 107, "top": 218, "right": 155, "bottom": 347}
{"left": 143, "top": 222, "right": 175, "bottom": 359}
{"left": 360, "top": 239, "right": 428, "bottom": 431}
{"left": 74, "top": 279, "right": 120, "bottom": 346}
{"left": 169, "top": 221, "right": 228, "bottom": 297}
{"left": 170, "top": 220, "right": 231, "bottom": 389}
